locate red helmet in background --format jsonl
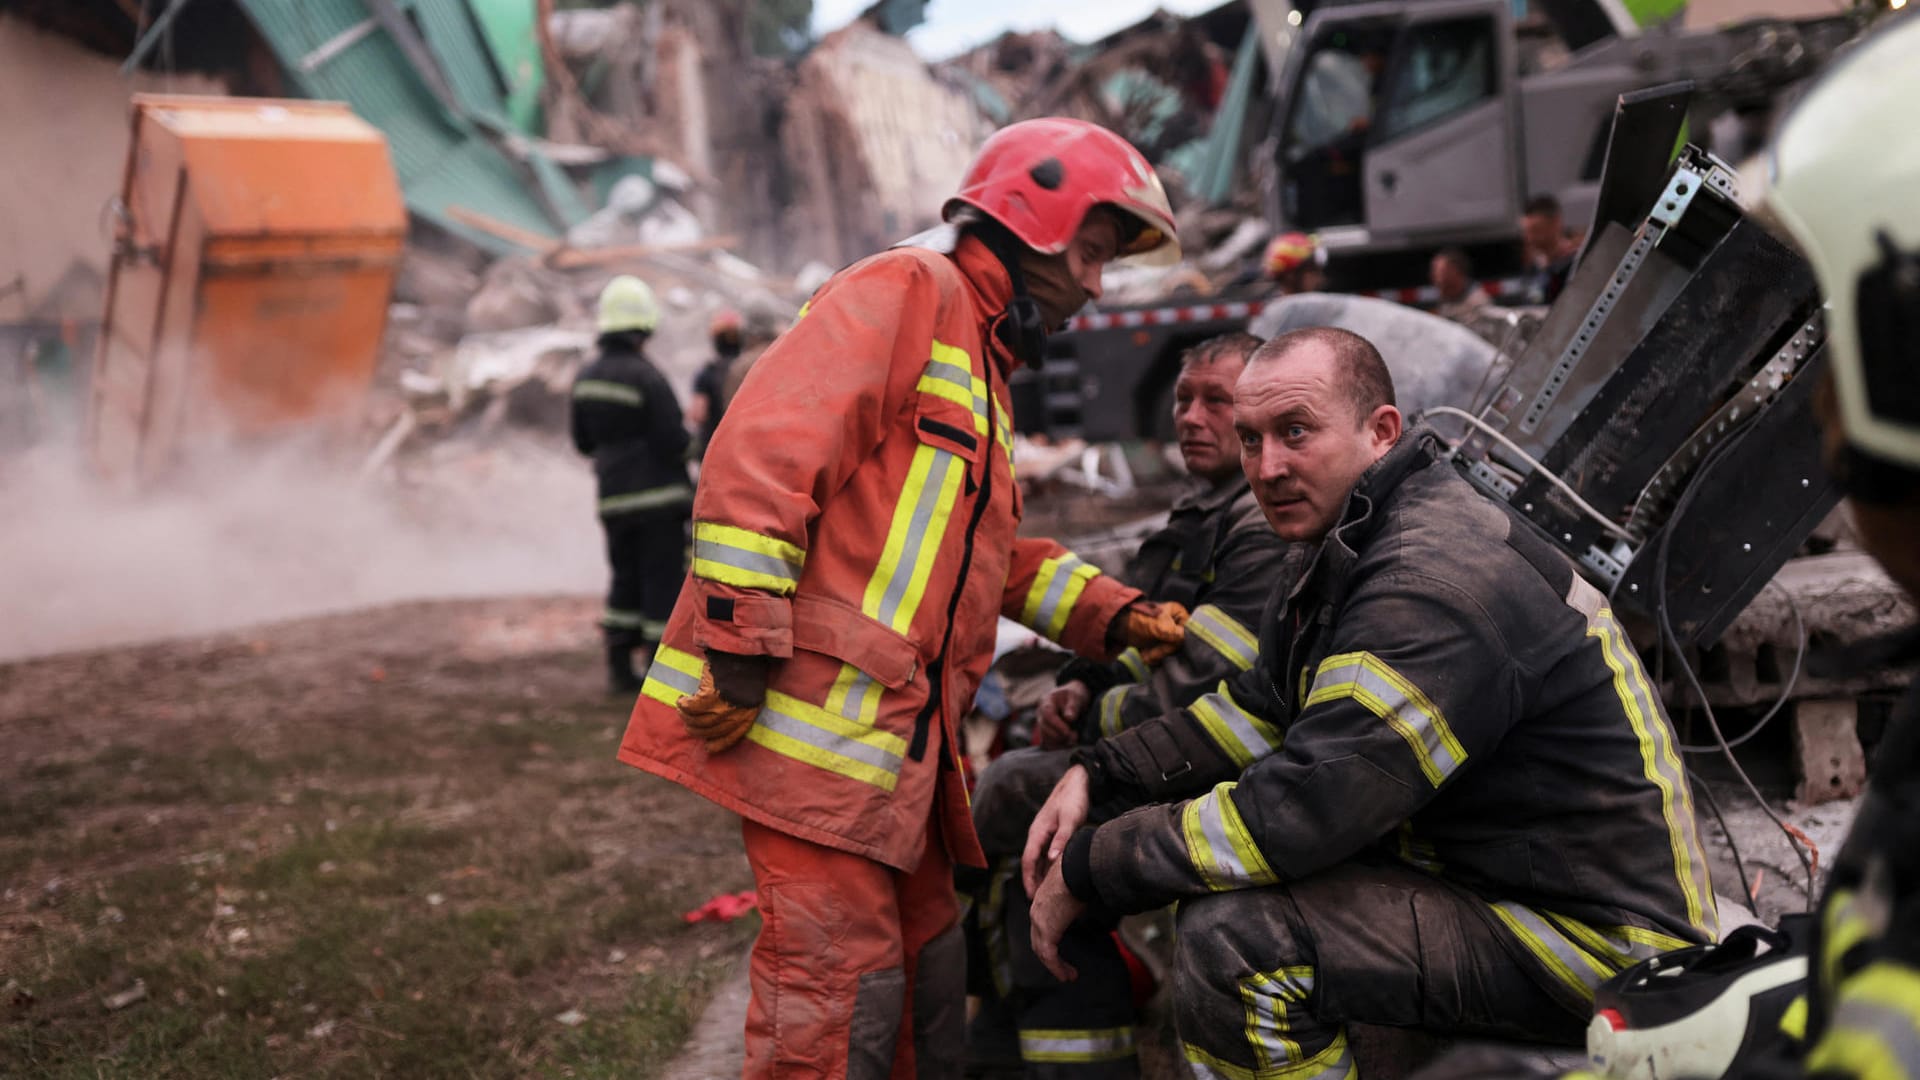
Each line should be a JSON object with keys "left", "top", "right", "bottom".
{"left": 943, "top": 118, "right": 1182, "bottom": 266}
{"left": 1263, "top": 231, "right": 1320, "bottom": 278}
{"left": 709, "top": 308, "right": 743, "bottom": 338}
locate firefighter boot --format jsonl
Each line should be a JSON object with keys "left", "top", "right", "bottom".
{"left": 606, "top": 642, "right": 641, "bottom": 694}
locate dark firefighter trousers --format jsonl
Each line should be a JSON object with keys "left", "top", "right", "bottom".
{"left": 969, "top": 750, "right": 1588, "bottom": 1079}
{"left": 600, "top": 507, "right": 688, "bottom": 650}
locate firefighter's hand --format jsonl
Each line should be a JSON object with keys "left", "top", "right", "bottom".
{"left": 1025, "top": 764, "right": 1091, "bottom": 896}
{"left": 677, "top": 670, "right": 761, "bottom": 754}
{"left": 1030, "top": 860, "right": 1086, "bottom": 983}
{"left": 1035, "top": 682, "right": 1091, "bottom": 749}
{"left": 706, "top": 650, "right": 771, "bottom": 707}
{"left": 1117, "top": 601, "right": 1188, "bottom": 664}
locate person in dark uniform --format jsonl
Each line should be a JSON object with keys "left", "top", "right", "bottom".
{"left": 687, "top": 308, "right": 743, "bottom": 458}
{"left": 571, "top": 275, "right": 692, "bottom": 692}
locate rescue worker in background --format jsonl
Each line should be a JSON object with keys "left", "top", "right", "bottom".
{"left": 1521, "top": 193, "right": 1582, "bottom": 304}
{"left": 1024, "top": 327, "right": 1718, "bottom": 1079}
{"left": 1740, "top": 17, "right": 1920, "bottom": 1078}
{"left": 615, "top": 118, "right": 1186, "bottom": 1079}
{"left": 570, "top": 275, "right": 693, "bottom": 693}
{"left": 1431, "top": 246, "right": 1493, "bottom": 325}
{"left": 687, "top": 308, "right": 744, "bottom": 457}
{"left": 1264, "top": 230, "right": 1326, "bottom": 295}
{"left": 965, "top": 332, "right": 1292, "bottom": 1077}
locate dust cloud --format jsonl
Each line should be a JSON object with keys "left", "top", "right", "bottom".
{"left": 0, "top": 436, "right": 607, "bottom": 662}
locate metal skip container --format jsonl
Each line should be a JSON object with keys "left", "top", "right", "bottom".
{"left": 87, "top": 95, "right": 406, "bottom": 482}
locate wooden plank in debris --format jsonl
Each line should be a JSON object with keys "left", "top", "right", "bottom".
{"left": 445, "top": 207, "right": 562, "bottom": 256}
{"left": 546, "top": 235, "right": 744, "bottom": 271}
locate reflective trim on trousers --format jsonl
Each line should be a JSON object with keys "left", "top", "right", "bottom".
{"left": 1185, "top": 1028, "right": 1355, "bottom": 1080}
{"left": 691, "top": 521, "right": 805, "bottom": 595}
{"left": 1588, "top": 606, "right": 1715, "bottom": 936}
{"left": 1019, "top": 1026, "right": 1136, "bottom": 1064}
{"left": 1182, "top": 782, "right": 1278, "bottom": 891}
{"left": 1486, "top": 901, "right": 1620, "bottom": 1002}
{"left": 1240, "top": 965, "right": 1314, "bottom": 1069}
{"left": 1806, "top": 963, "right": 1920, "bottom": 1080}
{"left": 1186, "top": 604, "right": 1259, "bottom": 671}
{"left": 599, "top": 484, "right": 693, "bottom": 515}
{"left": 1307, "top": 651, "right": 1466, "bottom": 787}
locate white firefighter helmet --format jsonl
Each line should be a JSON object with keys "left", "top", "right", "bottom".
{"left": 597, "top": 274, "right": 661, "bottom": 335}
{"left": 1750, "top": 13, "right": 1920, "bottom": 487}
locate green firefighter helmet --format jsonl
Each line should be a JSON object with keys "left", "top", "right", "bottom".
{"left": 1750, "top": 12, "right": 1920, "bottom": 497}
{"left": 597, "top": 275, "right": 661, "bottom": 335}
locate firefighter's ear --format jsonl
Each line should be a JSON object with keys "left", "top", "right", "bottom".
{"left": 1000, "top": 297, "right": 1049, "bottom": 368}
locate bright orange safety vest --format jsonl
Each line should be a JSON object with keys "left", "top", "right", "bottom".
{"left": 617, "top": 234, "right": 1142, "bottom": 872}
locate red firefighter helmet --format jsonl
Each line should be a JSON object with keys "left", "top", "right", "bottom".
{"left": 943, "top": 118, "right": 1181, "bottom": 266}
{"left": 1263, "top": 231, "right": 1320, "bottom": 278}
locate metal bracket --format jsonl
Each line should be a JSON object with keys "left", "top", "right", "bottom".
{"left": 1518, "top": 229, "right": 1657, "bottom": 434}
{"left": 1581, "top": 541, "right": 1633, "bottom": 587}
{"left": 1466, "top": 460, "right": 1518, "bottom": 500}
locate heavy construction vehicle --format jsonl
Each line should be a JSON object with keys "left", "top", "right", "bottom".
{"left": 1026, "top": 0, "right": 1863, "bottom": 443}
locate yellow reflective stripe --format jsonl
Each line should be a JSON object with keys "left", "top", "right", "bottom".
{"left": 1185, "top": 1028, "right": 1355, "bottom": 1080}
{"left": 1396, "top": 821, "right": 1443, "bottom": 874}
{"left": 1823, "top": 889, "right": 1877, "bottom": 995}
{"left": 1117, "top": 647, "right": 1150, "bottom": 682}
{"left": 1190, "top": 684, "right": 1283, "bottom": 767}
{"left": 823, "top": 661, "right": 883, "bottom": 727}
{"left": 1182, "top": 782, "right": 1277, "bottom": 891}
{"left": 1021, "top": 555, "right": 1101, "bottom": 640}
{"left": 1018, "top": 1026, "right": 1135, "bottom": 1064}
{"left": 1307, "top": 651, "right": 1467, "bottom": 787}
{"left": 980, "top": 861, "right": 1016, "bottom": 998}
{"left": 795, "top": 300, "right": 811, "bottom": 321}
{"left": 862, "top": 440, "right": 966, "bottom": 634}
{"left": 1241, "top": 966, "right": 1314, "bottom": 1068}
{"left": 915, "top": 371, "right": 980, "bottom": 411}
{"left": 922, "top": 342, "right": 992, "bottom": 437}
{"left": 692, "top": 522, "right": 805, "bottom": 594}
{"left": 1603, "top": 923, "right": 1692, "bottom": 956}
{"left": 1589, "top": 607, "right": 1713, "bottom": 935}
{"left": 1099, "top": 686, "right": 1128, "bottom": 739}
{"left": 743, "top": 689, "right": 906, "bottom": 790}
{"left": 599, "top": 484, "right": 694, "bottom": 515}
{"left": 1806, "top": 963, "right": 1920, "bottom": 1080}
{"left": 640, "top": 645, "right": 704, "bottom": 708}
{"left": 1780, "top": 994, "right": 1808, "bottom": 1040}
{"left": 1487, "top": 902, "right": 1618, "bottom": 1002}
{"left": 1187, "top": 604, "right": 1259, "bottom": 671}
{"left": 573, "top": 379, "right": 643, "bottom": 406}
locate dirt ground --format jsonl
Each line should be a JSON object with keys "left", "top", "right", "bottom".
{"left": 0, "top": 595, "right": 756, "bottom": 1078}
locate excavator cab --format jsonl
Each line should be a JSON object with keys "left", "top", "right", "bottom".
{"left": 1275, "top": 0, "right": 1521, "bottom": 253}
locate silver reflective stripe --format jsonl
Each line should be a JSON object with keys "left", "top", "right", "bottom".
{"left": 1242, "top": 967, "right": 1315, "bottom": 1066}
{"left": 1018, "top": 1026, "right": 1135, "bottom": 1063}
{"left": 645, "top": 656, "right": 701, "bottom": 697}
{"left": 1099, "top": 686, "right": 1127, "bottom": 738}
{"left": 872, "top": 448, "right": 963, "bottom": 629}
{"left": 694, "top": 538, "right": 800, "bottom": 584}
{"left": 602, "top": 609, "right": 645, "bottom": 628}
{"left": 1186, "top": 605, "right": 1258, "bottom": 670}
{"left": 1312, "top": 654, "right": 1464, "bottom": 783}
{"left": 599, "top": 484, "right": 693, "bottom": 515}
{"left": 1117, "top": 648, "right": 1149, "bottom": 682}
{"left": 758, "top": 701, "right": 904, "bottom": 776}
{"left": 573, "top": 379, "right": 643, "bottom": 407}
{"left": 1192, "top": 690, "right": 1280, "bottom": 766}
{"left": 1489, "top": 902, "right": 1614, "bottom": 998}
{"left": 835, "top": 669, "right": 880, "bottom": 723}
{"left": 1823, "top": 998, "right": 1920, "bottom": 1076}
{"left": 1189, "top": 787, "right": 1269, "bottom": 888}
{"left": 1031, "top": 555, "right": 1090, "bottom": 633}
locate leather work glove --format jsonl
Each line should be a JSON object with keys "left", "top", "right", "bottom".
{"left": 677, "top": 651, "right": 772, "bottom": 754}
{"left": 1116, "top": 601, "right": 1189, "bottom": 665}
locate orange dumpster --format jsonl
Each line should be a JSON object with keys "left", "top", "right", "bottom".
{"left": 87, "top": 95, "right": 407, "bottom": 483}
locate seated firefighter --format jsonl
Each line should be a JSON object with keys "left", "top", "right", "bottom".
{"left": 1025, "top": 327, "right": 1719, "bottom": 1077}
{"left": 966, "top": 331, "right": 1293, "bottom": 1075}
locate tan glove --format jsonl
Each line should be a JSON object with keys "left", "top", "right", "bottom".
{"left": 1119, "top": 601, "right": 1189, "bottom": 665}
{"left": 678, "top": 652, "right": 771, "bottom": 755}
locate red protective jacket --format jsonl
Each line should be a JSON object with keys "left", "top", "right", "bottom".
{"left": 617, "top": 233, "right": 1142, "bottom": 872}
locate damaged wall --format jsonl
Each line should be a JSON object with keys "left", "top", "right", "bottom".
{"left": 780, "top": 21, "right": 990, "bottom": 270}
{"left": 0, "top": 14, "right": 226, "bottom": 322}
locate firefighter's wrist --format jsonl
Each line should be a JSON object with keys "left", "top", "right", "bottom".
{"left": 1061, "top": 827, "right": 1100, "bottom": 904}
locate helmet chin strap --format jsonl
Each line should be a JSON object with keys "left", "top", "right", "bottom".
{"left": 970, "top": 217, "right": 1051, "bottom": 368}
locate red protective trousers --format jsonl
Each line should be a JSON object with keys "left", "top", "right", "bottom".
{"left": 741, "top": 809, "right": 964, "bottom": 1079}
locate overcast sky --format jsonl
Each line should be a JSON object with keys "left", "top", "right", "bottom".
{"left": 810, "top": 0, "right": 1226, "bottom": 60}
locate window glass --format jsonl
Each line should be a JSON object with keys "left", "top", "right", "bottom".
{"left": 1375, "top": 19, "right": 1497, "bottom": 142}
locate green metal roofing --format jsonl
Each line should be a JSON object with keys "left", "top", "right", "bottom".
{"left": 235, "top": 0, "right": 577, "bottom": 253}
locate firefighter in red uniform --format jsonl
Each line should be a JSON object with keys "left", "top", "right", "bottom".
{"left": 615, "top": 118, "right": 1184, "bottom": 1078}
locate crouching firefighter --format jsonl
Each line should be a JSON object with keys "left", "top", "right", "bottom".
{"left": 614, "top": 118, "right": 1187, "bottom": 1078}
{"left": 571, "top": 274, "right": 693, "bottom": 692}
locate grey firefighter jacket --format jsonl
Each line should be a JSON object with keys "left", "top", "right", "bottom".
{"left": 1056, "top": 475, "right": 1292, "bottom": 741}
{"left": 1064, "top": 427, "right": 1720, "bottom": 1010}
{"left": 569, "top": 341, "right": 693, "bottom": 516}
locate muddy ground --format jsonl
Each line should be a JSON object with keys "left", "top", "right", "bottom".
{"left": 1, "top": 595, "right": 754, "bottom": 1078}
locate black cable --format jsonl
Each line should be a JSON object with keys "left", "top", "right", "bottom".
{"left": 1690, "top": 772, "right": 1760, "bottom": 917}
{"left": 1678, "top": 580, "right": 1807, "bottom": 753}
{"left": 1654, "top": 420, "right": 1819, "bottom": 911}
